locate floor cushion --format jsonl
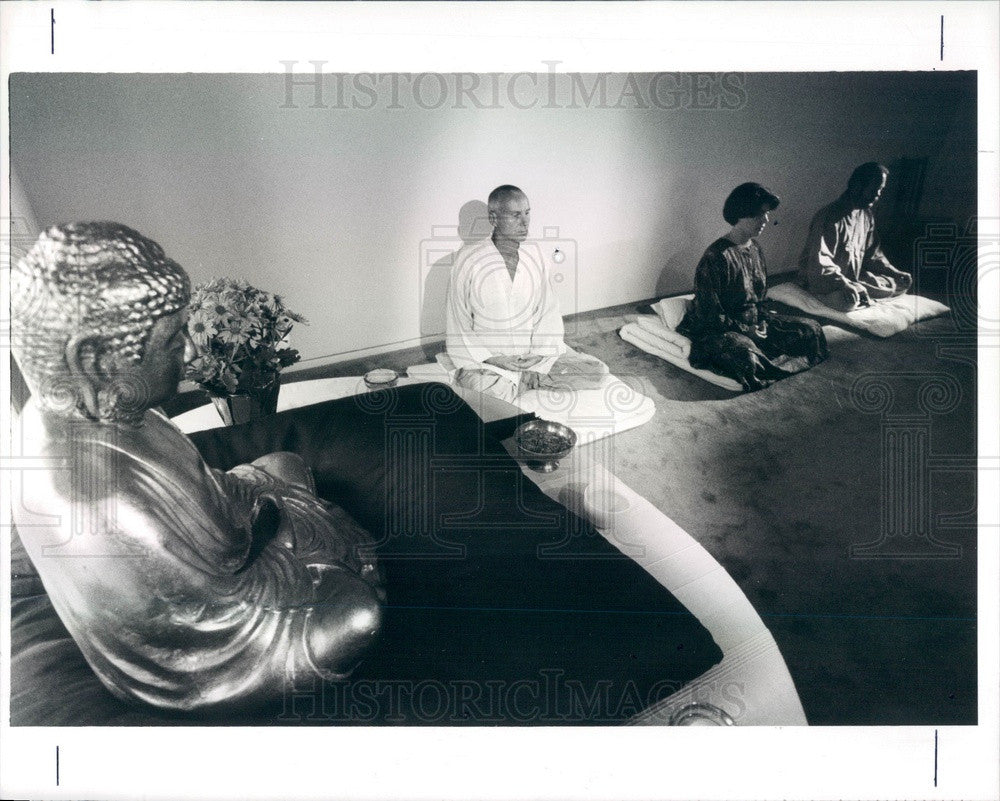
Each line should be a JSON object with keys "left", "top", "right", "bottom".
{"left": 768, "top": 282, "right": 950, "bottom": 337}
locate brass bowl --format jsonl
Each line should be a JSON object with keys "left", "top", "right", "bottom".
{"left": 514, "top": 419, "right": 577, "bottom": 472}
{"left": 668, "top": 702, "right": 736, "bottom": 726}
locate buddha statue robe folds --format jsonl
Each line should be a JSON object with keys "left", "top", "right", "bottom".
{"left": 16, "top": 403, "right": 384, "bottom": 711}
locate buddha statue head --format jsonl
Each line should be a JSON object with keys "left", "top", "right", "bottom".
{"left": 11, "top": 222, "right": 192, "bottom": 425}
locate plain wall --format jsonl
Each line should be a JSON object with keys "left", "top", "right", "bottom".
{"left": 10, "top": 71, "right": 976, "bottom": 367}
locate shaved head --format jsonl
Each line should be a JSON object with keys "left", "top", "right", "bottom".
{"left": 487, "top": 185, "right": 527, "bottom": 215}
{"left": 487, "top": 185, "right": 531, "bottom": 245}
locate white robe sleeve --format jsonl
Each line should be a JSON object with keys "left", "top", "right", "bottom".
{"left": 861, "top": 211, "right": 899, "bottom": 276}
{"left": 806, "top": 213, "right": 855, "bottom": 291}
{"left": 445, "top": 248, "right": 499, "bottom": 371}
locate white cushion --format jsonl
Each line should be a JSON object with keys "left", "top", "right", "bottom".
{"left": 768, "top": 282, "right": 949, "bottom": 337}
{"left": 634, "top": 315, "right": 692, "bottom": 358}
{"left": 619, "top": 322, "right": 742, "bottom": 391}
{"left": 651, "top": 294, "right": 693, "bottom": 330}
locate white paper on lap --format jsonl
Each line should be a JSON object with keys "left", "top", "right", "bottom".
{"left": 767, "top": 282, "right": 950, "bottom": 337}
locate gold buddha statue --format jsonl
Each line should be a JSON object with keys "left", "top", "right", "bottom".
{"left": 10, "top": 222, "right": 384, "bottom": 711}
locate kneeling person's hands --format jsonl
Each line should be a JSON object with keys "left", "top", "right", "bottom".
{"left": 845, "top": 283, "right": 871, "bottom": 309}
{"left": 518, "top": 370, "right": 544, "bottom": 393}
{"left": 890, "top": 269, "right": 913, "bottom": 293}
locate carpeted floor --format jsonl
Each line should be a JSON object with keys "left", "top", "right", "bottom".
{"left": 564, "top": 310, "right": 977, "bottom": 725}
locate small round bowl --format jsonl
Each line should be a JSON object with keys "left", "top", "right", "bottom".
{"left": 364, "top": 368, "right": 399, "bottom": 389}
{"left": 514, "top": 419, "right": 577, "bottom": 472}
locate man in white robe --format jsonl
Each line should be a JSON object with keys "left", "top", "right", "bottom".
{"left": 445, "top": 185, "right": 608, "bottom": 403}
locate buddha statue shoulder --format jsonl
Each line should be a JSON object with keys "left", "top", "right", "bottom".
{"left": 10, "top": 222, "right": 383, "bottom": 711}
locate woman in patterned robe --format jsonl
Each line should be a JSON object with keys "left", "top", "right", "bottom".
{"left": 677, "top": 182, "right": 829, "bottom": 392}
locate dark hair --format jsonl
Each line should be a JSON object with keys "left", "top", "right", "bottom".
{"left": 722, "top": 182, "right": 780, "bottom": 225}
{"left": 848, "top": 162, "right": 889, "bottom": 190}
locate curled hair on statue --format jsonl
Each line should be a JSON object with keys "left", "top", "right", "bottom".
{"left": 10, "top": 222, "right": 190, "bottom": 422}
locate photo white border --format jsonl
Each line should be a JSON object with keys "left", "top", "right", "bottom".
{"left": 1, "top": 2, "right": 997, "bottom": 800}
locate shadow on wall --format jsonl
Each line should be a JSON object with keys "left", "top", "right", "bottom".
{"left": 419, "top": 199, "right": 491, "bottom": 357}
{"left": 654, "top": 173, "right": 709, "bottom": 298}
{"left": 877, "top": 156, "right": 930, "bottom": 273}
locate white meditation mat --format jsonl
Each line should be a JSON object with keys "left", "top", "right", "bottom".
{"left": 407, "top": 354, "right": 656, "bottom": 444}
{"left": 768, "top": 281, "right": 950, "bottom": 337}
{"left": 619, "top": 310, "right": 744, "bottom": 392}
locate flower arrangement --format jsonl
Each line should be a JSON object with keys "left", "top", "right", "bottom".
{"left": 184, "top": 277, "right": 307, "bottom": 397}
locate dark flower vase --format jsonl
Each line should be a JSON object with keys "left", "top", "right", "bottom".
{"left": 211, "top": 377, "right": 281, "bottom": 426}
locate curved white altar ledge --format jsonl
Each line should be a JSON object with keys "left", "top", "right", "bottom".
{"left": 173, "top": 376, "right": 806, "bottom": 726}
{"left": 506, "top": 437, "right": 807, "bottom": 726}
